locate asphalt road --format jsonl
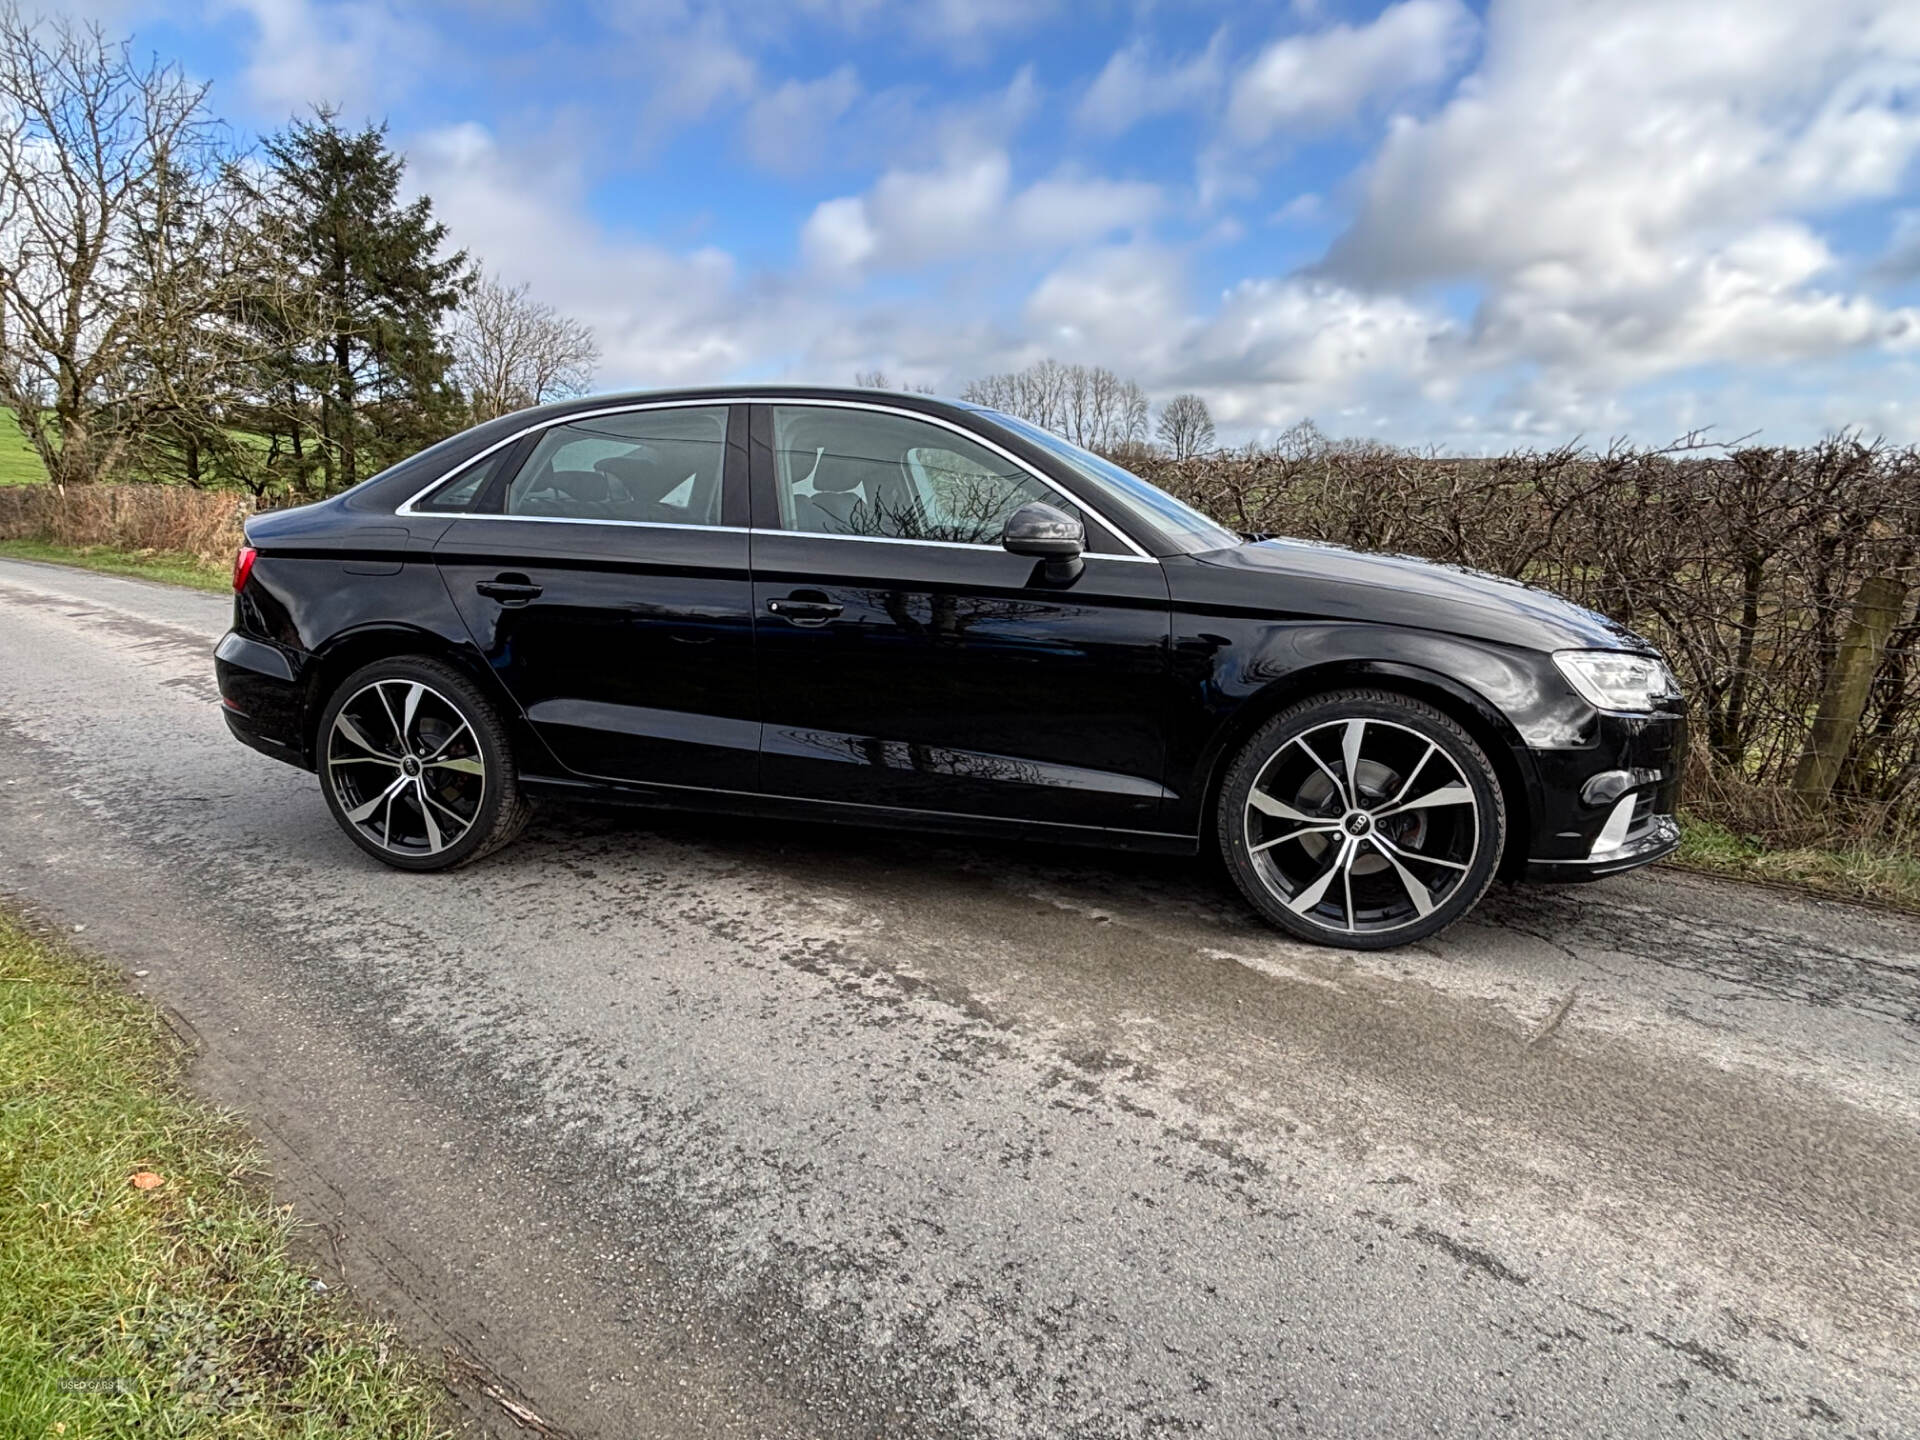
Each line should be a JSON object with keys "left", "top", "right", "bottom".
{"left": 2, "top": 555, "right": 1917, "bottom": 1439}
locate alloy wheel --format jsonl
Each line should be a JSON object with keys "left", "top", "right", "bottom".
{"left": 1241, "top": 717, "right": 1480, "bottom": 938}
{"left": 325, "top": 679, "right": 487, "bottom": 857}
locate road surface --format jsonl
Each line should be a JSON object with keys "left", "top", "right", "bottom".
{"left": 1, "top": 555, "right": 1916, "bottom": 1438}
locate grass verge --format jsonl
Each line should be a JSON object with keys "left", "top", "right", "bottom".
{"left": 0, "top": 909, "right": 451, "bottom": 1438}
{"left": 0, "top": 539, "right": 228, "bottom": 594}
{"left": 1669, "top": 814, "right": 1920, "bottom": 913}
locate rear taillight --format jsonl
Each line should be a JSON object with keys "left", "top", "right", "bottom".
{"left": 233, "top": 545, "right": 257, "bottom": 593}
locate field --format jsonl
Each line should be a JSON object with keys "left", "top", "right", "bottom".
{"left": 0, "top": 424, "right": 45, "bottom": 484}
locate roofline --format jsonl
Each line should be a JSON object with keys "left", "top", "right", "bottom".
{"left": 503, "top": 384, "right": 982, "bottom": 427}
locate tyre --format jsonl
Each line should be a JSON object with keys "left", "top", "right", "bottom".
{"left": 316, "top": 656, "right": 531, "bottom": 871}
{"left": 1216, "top": 689, "right": 1505, "bottom": 949}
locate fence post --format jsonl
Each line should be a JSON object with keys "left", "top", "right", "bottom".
{"left": 1790, "top": 571, "right": 1910, "bottom": 804}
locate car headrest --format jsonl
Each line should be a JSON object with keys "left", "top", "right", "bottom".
{"left": 812, "top": 453, "right": 892, "bottom": 493}
{"left": 547, "top": 469, "right": 609, "bottom": 503}
{"left": 596, "top": 454, "right": 679, "bottom": 502}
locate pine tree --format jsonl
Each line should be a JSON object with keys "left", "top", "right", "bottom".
{"left": 243, "top": 111, "right": 470, "bottom": 493}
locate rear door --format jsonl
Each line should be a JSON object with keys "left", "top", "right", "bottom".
{"left": 747, "top": 401, "right": 1173, "bottom": 830}
{"left": 428, "top": 402, "right": 760, "bottom": 789}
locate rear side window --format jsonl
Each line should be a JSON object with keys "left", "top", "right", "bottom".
{"left": 501, "top": 406, "right": 730, "bottom": 524}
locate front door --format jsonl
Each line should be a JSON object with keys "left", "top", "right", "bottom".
{"left": 748, "top": 401, "right": 1173, "bottom": 831}
{"left": 434, "top": 402, "right": 760, "bottom": 789}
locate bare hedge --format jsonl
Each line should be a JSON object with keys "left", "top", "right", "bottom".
{"left": 1135, "top": 433, "right": 1920, "bottom": 845}
{"left": 0, "top": 483, "right": 249, "bottom": 563}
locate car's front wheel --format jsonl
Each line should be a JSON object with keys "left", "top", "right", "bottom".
{"left": 1217, "top": 689, "right": 1505, "bottom": 949}
{"left": 316, "top": 656, "right": 530, "bottom": 871}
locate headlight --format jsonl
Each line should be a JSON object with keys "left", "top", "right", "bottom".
{"left": 1553, "top": 650, "right": 1678, "bottom": 713}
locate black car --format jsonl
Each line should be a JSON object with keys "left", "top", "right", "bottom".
{"left": 215, "top": 386, "right": 1684, "bottom": 950}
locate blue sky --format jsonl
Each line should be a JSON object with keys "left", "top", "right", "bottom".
{"left": 97, "top": 0, "right": 1920, "bottom": 447}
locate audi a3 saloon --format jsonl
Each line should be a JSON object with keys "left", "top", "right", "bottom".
{"left": 214, "top": 386, "right": 1685, "bottom": 949}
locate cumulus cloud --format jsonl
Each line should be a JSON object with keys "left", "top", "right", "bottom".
{"left": 800, "top": 151, "right": 1160, "bottom": 274}
{"left": 363, "top": 0, "right": 1920, "bottom": 447}
{"left": 1020, "top": 244, "right": 1454, "bottom": 432}
{"left": 407, "top": 123, "right": 779, "bottom": 386}
{"left": 1075, "top": 32, "right": 1227, "bottom": 137}
{"left": 739, "top": 66, "right": 862, "bottom": 173}
{"left": 605, "top": 0, "right": 1055, "bottom": 47}
{"left": 223, "top": 0, "right": 434, "bottom": 115}
{"left": 1226, "top": 0, "right": 1478, "bottom": 142}
{"left": 1322, "top": 0, "right": 1920, "bottom": 404}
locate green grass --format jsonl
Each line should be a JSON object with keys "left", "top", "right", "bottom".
{"left": 0, "top": 425, "right": 47, "bottom": 485}
{"left": 1670, "top": 814, "right": 1920, "bottom": 912}
{"left": 0, "top": 909, "right": 452, "bottom": 1438}
{"left": 0, "top": 423, "right": 275, "bottom": 486}
{"left": 0, "top": 540, "right": 229, "bottom": 594}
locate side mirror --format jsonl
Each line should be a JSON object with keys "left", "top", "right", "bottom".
{"left": 1001, "top": 502, "right": 1085, "bottom": 582}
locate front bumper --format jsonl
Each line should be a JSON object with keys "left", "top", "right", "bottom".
{"left": 215, "top": 630, "right": 311, "bottom": 769}
{"left": 1520, "top": 705, "right": 1685, "bottom": 883}
{"left": 1525, "top": 813, "right": 1680, "bottom": 882}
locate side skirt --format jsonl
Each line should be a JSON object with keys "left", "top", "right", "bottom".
{"left": 516, "top": 773, "right": 1202, "bottom": 856}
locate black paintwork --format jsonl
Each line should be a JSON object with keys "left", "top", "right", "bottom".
{"left": 215, "top": 385, "right": 1685, "bottom": 874}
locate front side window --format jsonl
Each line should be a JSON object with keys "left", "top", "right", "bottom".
{"left": 770, "top": 405, "right": 1084, "bottom": 546}
{"left": 501, "top": 406, "right": 729, "bottom": 524}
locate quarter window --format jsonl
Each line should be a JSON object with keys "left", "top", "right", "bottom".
{"left": 415, "top": 444, "right": 512, "bottom": 513}
{"left": 770, "top": 405, "right": 1084, "bottom": 545}
{"left": 501, "top": 406, "right": 729, "bottom": 524}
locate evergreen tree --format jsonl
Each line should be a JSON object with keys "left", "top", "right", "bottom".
{"left": 243, "top": 110, "right": 470, "bottom": 493}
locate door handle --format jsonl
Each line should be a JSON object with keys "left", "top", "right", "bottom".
{"left": 477, "top": 574, "right": 543, "bottom": 605}
{"left": 767, "top": 593, "right": 844, "bottom": 626}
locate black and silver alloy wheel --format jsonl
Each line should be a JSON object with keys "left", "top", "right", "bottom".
{"left": 1218, "top": 690, "right": 1505, "bottom": 949}
{"left": 317, "top": 657, "right": 531, "bottom": 871}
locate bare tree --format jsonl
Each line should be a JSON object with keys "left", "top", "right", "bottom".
{"left": 449, "top": 272, "right": 598, "bottom": 423}
{"left": 0, "top": 10, "right": 245, "bottom": 485}
{"left": 853, "top": 368, "right": 934, "bottom": 394}
{"left": 1156, "top": 393, "right": 1215, "bottom": 459}
{"left": 960, "top": 359, "right": 1148, "bottom": 451}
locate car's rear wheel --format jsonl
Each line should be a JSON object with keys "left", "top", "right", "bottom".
{"left": 1217, "top": 689, "right": 1504, "bottom": 949}
{"left": 317, "top": 656, "right": 530, "bottom": 871}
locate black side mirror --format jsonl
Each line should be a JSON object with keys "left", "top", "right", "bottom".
{"left": 1001, "top": 502, "right": 1085, "bottom": 582}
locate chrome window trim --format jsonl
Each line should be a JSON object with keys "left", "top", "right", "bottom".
{"left": 394, "top": 395, "right": 1157, "bottom": 560}
{"left": 394, "top": 398, "right": 735, "bottom": 521}
{"left": 423, "top": 512, "right": 743, "bottom": 536}
{"left": 749, "top": 527, "right": 1158, "bottom": 563}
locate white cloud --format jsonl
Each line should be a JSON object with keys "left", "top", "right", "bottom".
{"left": 1227, "top": 0, "right": 1478, "bottom": 142}
{"left": 407, "top": 124, "right": 777, "bottom": 386}
{"left": 1075, "top": 32, "right": 1227, "bottom": 137}
{"left": 223, "top": 0, "right": 433, "bottom": 115}
{"left": 1025, "top": 245, "right": 1193, "bottom": 373}
{"left": 1319, "top": 0, "right": 1920, "bottom": 417}
{"left": 801, "top": 151, "right": 1160, "bottom": 274}
{"left": 1020, "top": 244, "right": 1454, "bottom": 433}
{"left": 740, "top": 66, "right": 862, "bottom": 173}
{"left": 603, "top": 0, "right": 1054, "bottom": 47}
{"left": 368, "top": 0, "right": 1920, "bottom": 448}
{"left": 743, "top": 63, "right": 1040, "bottom": 177}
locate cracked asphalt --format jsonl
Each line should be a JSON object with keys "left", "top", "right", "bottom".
{"left": 1, "top": 554, "right": 1917, "bottom": 1438}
